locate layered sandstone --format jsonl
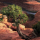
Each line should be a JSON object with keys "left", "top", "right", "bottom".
{"left": 0, "top": 0, "right": 40, "bottom": 12}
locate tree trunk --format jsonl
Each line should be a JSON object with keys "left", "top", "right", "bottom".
{"left": 16, "top": 23, "right": 31, "bottom": 40}
{"left": 16, "top": 23, "right": 37, "bottom": 40}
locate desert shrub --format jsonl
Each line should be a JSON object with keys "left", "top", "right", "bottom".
{"left": 1, "top": 4, "right": 28, "bottom": 23}
{"left": 13, "top": 13, "right": 28, "bottom": 24}
{"left": 1, "top": 4, "right": 15, "bottom": 16}
{"left": 33, "top": 21, "right": 40, "bottom": 33}
{"left": 1, "top": 4, "right": 22, "bottom": 16}
{"left": 1, "top": 4, "right": 22, "bottom": 21}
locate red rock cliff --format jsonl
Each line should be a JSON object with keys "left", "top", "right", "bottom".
{"left": 0, "top": 0, "right": 40, "bottom": 12}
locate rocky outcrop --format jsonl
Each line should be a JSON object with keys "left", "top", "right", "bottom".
{"left": 0, "top": 23, "right": 7, "bottom": 28}
{"left": 4, "top": 22, "right": 25, "bottom": 30}
{"left": 0, "top": 25, "right": 34, "bottom": 40}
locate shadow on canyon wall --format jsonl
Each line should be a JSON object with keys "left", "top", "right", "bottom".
{"left": 23, "top": 11, "right": 40, "bottom": 28}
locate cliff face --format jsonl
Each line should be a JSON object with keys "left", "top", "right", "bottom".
{"left": 0, "top": 0, "right": 40, "bottom": 12}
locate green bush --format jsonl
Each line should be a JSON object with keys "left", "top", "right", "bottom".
{"left": 1, "top": 4, "right": 22, "bottom": 16}
{"left": 1, "top": 4, "right": 28, "bottom": 24}
{"left": 33, "top": 21, "right": 40, "bottom": 33}
{"left": 14, "top": 13, "right": 28, "bottom": 24}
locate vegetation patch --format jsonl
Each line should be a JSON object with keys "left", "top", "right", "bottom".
{"left": 33, "top": 21, "right": 40, "bottom": 34}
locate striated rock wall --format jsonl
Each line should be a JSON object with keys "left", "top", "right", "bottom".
{"left": 23, "top": 4, "right": 40, "bottom": 11}
{"left": 0, "top": 0, "right": 40, "bottom": 12}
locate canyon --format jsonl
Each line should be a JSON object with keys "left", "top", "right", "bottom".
{"left": 0, "top": 0, "right": 40, "bottom": 40}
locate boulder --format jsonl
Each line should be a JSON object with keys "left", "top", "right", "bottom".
{"left": 4, "top": 22, "right": 25, "bottom": 30}
{"left": 0, "top": 27, "right": 34, "bottom": 40}
{"left": 0, "top": 23, "right": 7, "bottom": 28}
{"left": 19, "top": 24, "right": 25, "bottom": 30}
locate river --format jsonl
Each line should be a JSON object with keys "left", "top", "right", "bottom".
{"left": 22, "top": 8, "right": 36, "bottom": 15}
